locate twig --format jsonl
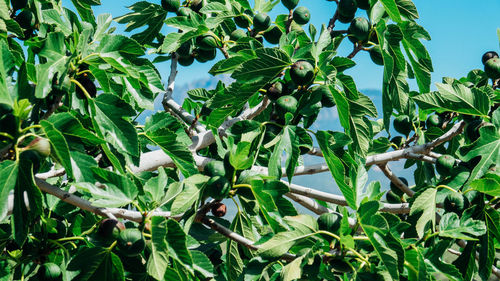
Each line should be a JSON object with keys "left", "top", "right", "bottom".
{"left": 327, "top": 10, "right": 338, "bottom": 33}
{"left": 378, "top": 163, "right": 415, "bottom": 197}
{"left": 286, "top": 9, "right": 293, "bottom": 34}
{"left": 347, "top": 43, "right": 364, "bottom": 59}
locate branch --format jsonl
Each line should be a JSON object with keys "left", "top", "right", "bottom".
{"left": 378, "top": 163, "right": 415, "bottom": 197}
{"left": 162, "top": 53, "right": 178, "bottom": 102}
{"left": 285, "top": 193, "right": 357, "bottom": 227}
{"left": 35, "top": 178, "right": 174, "bottom": 222}
{"left": 163, "top": 97, "right": 206, "bottom": 133}
{"left": 285, "top": 182, "right": 411, "bottom": 214}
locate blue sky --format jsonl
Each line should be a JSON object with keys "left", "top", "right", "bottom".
{"left": 80, "top": 0, "right": 500, "bottom": 90}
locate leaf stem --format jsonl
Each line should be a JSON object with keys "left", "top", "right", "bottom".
{"left": 70, "top": 78, "right": 92, "bottom": 99}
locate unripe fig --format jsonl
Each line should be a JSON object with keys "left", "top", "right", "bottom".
{"left": 293, "top": 7, "right": 310, "bottom": 25}
{"left": 26, "top": 137, "right": 51, "bottom": 157}
{"left": 253, "top": 13, "right": 271, "bottom": 32}
{"left": 481, "top": 51, "right": 499, "bottom": 65}
{"left": 290, "top": 60, "right": 315, "bottom": 85}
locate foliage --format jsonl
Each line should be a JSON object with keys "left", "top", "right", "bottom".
{"left": 0, "top": 0, "right": 499, "bottom": 280}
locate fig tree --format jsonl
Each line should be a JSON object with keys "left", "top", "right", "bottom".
{"left": 329, "top": 259, "right": 353, "bottom": 273}
{"left": 26, "top": 137, "right": 51, "bottom": 157}
{"left": 443, "top": 192, "right": 467, "bottom": 214}
{"left": 293, "top": 7, "right": 310, "bottom": 25}
{"left": 211, "top": 202, "right": 227, "bottom": 217}
{"left": 190, "top": 0, "right": 203, "bottom": 12}
{"left": 234, "top": 12, "right": 251, "bottom": 28}
{"left": 204, "top": 160, "right": 225, "bottom": 177}
{"left": 253, "top": 13, "right": 271, "bottom": 32}
{"left": 481, "top": 51, "right": 499, "bottom": 65}
{"left": 390, "top": 136, "right": 405, "bottom": 147}
{"left": 390, "top": 177, "right": 408, "bottom": 197}
{"left": 465, "top": 118, "right": 483, "bottom": 142}
{"left": 338, "top": 0, "right": 357, "bottom": 17}
{"left": 386, "top": 191, "right": 401, "bottom": 203}
{"left": 98, "top": 218, "right": 125, "bottom": 240}
{"left": 313, "top": 85, "right": 335, "bottom": 108}
{"left": 38, "top": 263, "right": 62, "bottom": 281}
{"left": 369, "top": 45, "right": 384, "bottom": 65}
{"left": 19, "top": 150, "right": 41, "bottom": 173}
{"left": 290, "top": 60, "right": 315, "bottom": 85}
{"left": 267, "top": 81, "right": 284, "bottom": 100}
{"left": 118, "top": 229, "right": 146, "bottom": 257}
{"left": 205, "top": 176, "right": 231, "bottom": 200}
{"left": 393, "top": 115, "right": 412, "bottom": 136}
{"left": 282, "top": 0, "right": 299, "bottom": 10}
{"left": 337, "top": 12, "right": 355, "bottom": 24}
{"left": 484, "top": 57, "right": 500, "bottom": 80}
{"left": 426, "top": 114, "right": 443, "bottom": 128}
{"left": 178, "top": 55, "right": 194, "bottom": 66}
{"left": 317, "top": 213, "right": 342, "bottom": 234}
{"left": 15, "top": 10, "right": 35, "bottom": 29}
{"left": 357, "top": 0, "right": 370, "bottom": 10}
{"left": 176, "top": 41, "right": 192, "bottom": 57}
{"left": 196, "top": 48, "right": 217, "bottom": 62}
{"left": 161, "top": 0, "right": 180, "bottom": 12}
{"left": 263, "top": 25, "right": 282, "bottom": 44}
{"left": 11, "top": 0, "right": 28, "bottom": 11}
{"left": 230, "top": 29, "right": 247, "bottom": 41}
{"left": 276, "top": 95, "right": 298, "bottom": 114}
{"left": 435, "top": 154, "right": 456, "bottom": 176}
{"left": 176, "top": 7, "right": 192, "bottom": 17}
{"left": 348, "top": 17, "right": 371, "bottom": 42}
{"left": 75, "top": 74, "right": 97, "bottom": 99}
{"left": 47, "top": 219, "right": 67, "bottom": 239}
{"left": 196, "top": 35, "right": 218, "bottom": 50}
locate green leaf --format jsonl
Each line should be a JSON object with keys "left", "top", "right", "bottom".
{"left": 379, "top": 0, "right": 402, "bottom": 22}
{"left": 35, "top": 32, "right": 72, "bottom": 98}
{"left": 97, "top": 34, "right": 144, "bottom": 56}
{"left": 281, "top": 255, "right": 304, "bottom": 281}
{"left": 171, "top": 175, "right": 208, "bottom": 215}
{"left": 114, "top": 1, "right": 167, "bottom": 44}
{"left": 48, "top": 113, "right": 104, "bottom": 144}
{"left": 358, "top": 202, "right": 400, "bottom": 280}
{"left": 0, "top": 38, "right": 15, "bottom": 105}
{"left": 41, "top": 120, "right": 74, "bottom": 179}
{"left": 89, "top": 94, "right": 139, "bottom": 159}
{"left": 409, "top": 188, "right": 437, "bottom": 238}
{"left": 478, "top": 222, "right": 495, "bottom": 280}
{"left": 452, "top": 241, "right": 476, "bottom": 281}
{"left": 413, "top": 83, "right": 490, "bottom": 117}
{"left": 232, "top": 48, "right": 291, "bottom": 82}
{"left": 468, "top": 174, "right": 500, "bottom": 196}
{"left": 255, "top": 229, "right": 313, "bottom": 259}
{"left": 145, "top": 112, "right": 198, "bottom": 177}
{"left": 0, "top": 161, "right": 17, "bottom": 221}
{"left": 147, "top": 217, "right": 169, "bottom": 280}
{"left": 166, "top": 220, "right": 193, "bottom": 269}
{"left": 425, "top": 240, "right": 463, "bottom": 281}
{"left": 405, "top": 247, "right": 428, "bottom": 281}
{"left": 191, "top": 250, "right": 214, "bottom": 278}
{"left": 316, "top": 131, "right": 355, "bottom": 209}
{"left": 67, "top": 247, "right": 125, "bottom": 281}
{"left": 460, "top": 124, "right": 499, "bottom": 183}
{"left": 75, "top": 167, "right": 139, "bottom": 208}
{"left": 438, "top": 213, "right": 487, "bottom": 240}
{"left": 268, "top": 125, "right": 300, "bottom": 182}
